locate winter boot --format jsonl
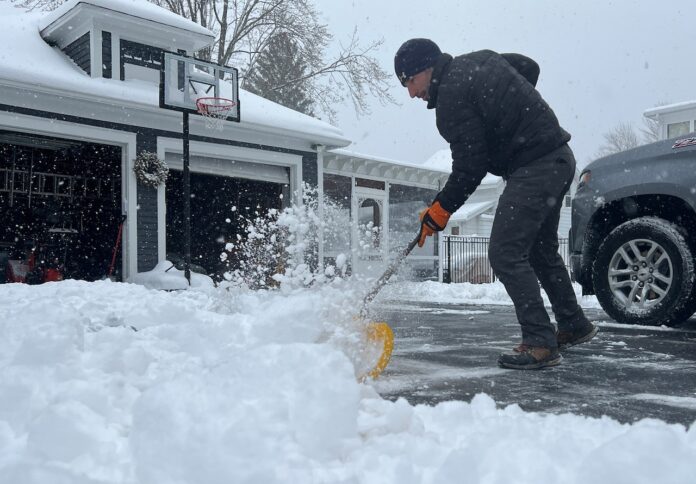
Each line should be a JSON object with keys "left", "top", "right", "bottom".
{"left": 512, "top": 343, "right": 529, "bottom": 353}
{"left": 557, "top": 322, "right": 598, "bottom": 350}
{"left": 497, "top": 346, "right": 562, "bottom": 370}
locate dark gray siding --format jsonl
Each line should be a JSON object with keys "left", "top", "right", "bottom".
{"left": 102, "top": 31, "right": 112, "bottom": 79}
{"left": 0, "top": 103, "right": 317, "bottom": 274}
{"left": 302, "top": 153, "right": 318, "bottom": 187}
{"left": 301, "top": 153, "right": 319, "bottom": 270}
{"left": 136, "top": 135, "right": 159, "bottom": 271}
{"left": 136, "top": 185, "right": 159, "bottom": 272}
{"left": 64, "top": 32, "right": 91, "bottom": 75}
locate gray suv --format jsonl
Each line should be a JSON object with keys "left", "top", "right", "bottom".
{"left": 570, "top": 135, "right": 696, "bottom": 325}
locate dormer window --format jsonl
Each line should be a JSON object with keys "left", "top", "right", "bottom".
{"left": 120, "top": 40, "right": 164, "bottom": 83}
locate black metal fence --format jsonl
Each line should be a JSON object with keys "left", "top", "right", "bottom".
{"left": 442, "top": 235, "right": 570, "bottom": 284}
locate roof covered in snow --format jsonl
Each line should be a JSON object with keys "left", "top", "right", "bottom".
{"left": 644, "top": 100, "right": 696, "bottom": 118}
{"left": 424, "top": 149, "right": 502, "bottom": 186}
{"left": 0, "top": 3, "right": 350, "bottom": 149}
{"left": 324, "top": 149, "right": 449, "bottom": 188}
{"left": 39, "top": 0, "right": 214, "bottom": 37}
{"left": 450, "top": 200, "right": 497, "bottom": 222}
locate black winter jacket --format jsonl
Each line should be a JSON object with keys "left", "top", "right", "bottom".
{"left": 428, "top": 50, "right": 571, "bottom": 213}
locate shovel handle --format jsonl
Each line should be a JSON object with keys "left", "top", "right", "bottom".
{"left": 359, "top": 231, "right": 421, "bottom": 319}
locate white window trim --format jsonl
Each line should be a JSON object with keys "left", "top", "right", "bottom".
{"left": 352, "top": 185, "right": 389, "bottom": 274}
{"left": 316, "top": 145, "right": 325, "bottom": 265}
{"left": 667, "top": 120, "right": 691, "bottom": 138}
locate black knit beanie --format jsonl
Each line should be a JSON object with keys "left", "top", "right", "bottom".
{"left": 394, "top": 38, "right": 442, "bottom": 85}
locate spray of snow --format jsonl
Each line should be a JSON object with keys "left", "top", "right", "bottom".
{"left": 220, "top": 184, "right": 348, "bottom": 289}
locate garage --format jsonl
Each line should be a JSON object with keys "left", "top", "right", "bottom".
{"left": 164, "top": 154, "right": 290, "bottom": 280}
{"left": 0, "top": 131, "right": 123, "bottom": 283}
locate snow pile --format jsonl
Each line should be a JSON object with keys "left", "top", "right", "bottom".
{"left": 0, "top": 280, "right": 361, "bottom": 483}
{"left": 381, "top": 279, "right": 603, "bottom": 310}
{"left": 1, "top": 280, "right": 695, "bottom": 483}
{"left": 127, "top": 260, "right": 216, "bottom": 290}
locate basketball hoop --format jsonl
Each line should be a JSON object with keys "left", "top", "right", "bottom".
{"left": 196, "top": 97, "right": 236, "bottom": 130}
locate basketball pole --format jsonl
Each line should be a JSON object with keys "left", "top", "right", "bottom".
{"left": 161, "top": 53, "right": 238, "bottom": 287}
{"left": 183, "top": 111, "right": 191, "bottom": 285}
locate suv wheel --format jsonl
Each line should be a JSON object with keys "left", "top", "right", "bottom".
{"left": 592, "top": 217, "right": 695, "bottom": 325}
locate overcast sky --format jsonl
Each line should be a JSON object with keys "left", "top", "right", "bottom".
{"left": 314, "top": 0, "right": 695, "bottom": 168}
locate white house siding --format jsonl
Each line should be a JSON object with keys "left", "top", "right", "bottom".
{"left": 644, "top": 101, "right": 696, "bottom": 140}
{"left": 558, "top": 205, "right": 572, "bottom": 239}
{"left": 446, "top": 169, "right": 578, "bottom": 239}
{"left": 478, "top": 213, "right": 495, "bottom": 236}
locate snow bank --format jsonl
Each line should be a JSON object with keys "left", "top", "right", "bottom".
{"left": 0, "top": 280, "right": 693, "bottom": 483}
{"left": 381, "top": 279, "right": 603, "bottom": 310}
{"left": 126, "top": 260, "right": 215, "bottom": 290}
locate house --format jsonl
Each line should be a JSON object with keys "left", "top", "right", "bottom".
{"left": 422, "top": 149, "right": 576, "bottom": 239}
{"left": 644, "top": 101, "right": 696, "bottom": 139}
{"left": 321, "top": 149, "right": 447, "bottom": 279}
{"left": 0, "top": 0, "right": 447, "bottom": 285}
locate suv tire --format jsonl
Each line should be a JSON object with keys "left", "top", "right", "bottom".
{"left": 592, "top": 216, "right": 695, "bottom": 326}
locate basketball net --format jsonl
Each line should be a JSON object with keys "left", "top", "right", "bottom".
{"left": 196, "top": 97, "right": 236, "bottom": 131}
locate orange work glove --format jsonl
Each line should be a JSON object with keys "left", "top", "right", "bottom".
{"left": 418, "top": 201, "right": 451, "bottom": 247}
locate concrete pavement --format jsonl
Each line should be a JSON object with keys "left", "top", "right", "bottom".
{"left": 371, "top": 301, "right": 696, "bottom": 426}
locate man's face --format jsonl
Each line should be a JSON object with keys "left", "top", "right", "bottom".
{"left": 404, "top": 68, "right": 433, "bottom": 102}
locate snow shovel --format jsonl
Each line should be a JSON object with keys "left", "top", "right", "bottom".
{"left": 358, "top": 232, "right": 421, "bottom": 381}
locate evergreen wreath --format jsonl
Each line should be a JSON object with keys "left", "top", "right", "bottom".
{"left": 133, "top": 151, "right": 169, "bottom": 187}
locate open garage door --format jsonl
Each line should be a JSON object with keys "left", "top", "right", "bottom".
{"left": 165, "top": 159, "right": 289, "bottom": 280}
{"left": 0, "top": 131, "right": 122, "bottom": 283}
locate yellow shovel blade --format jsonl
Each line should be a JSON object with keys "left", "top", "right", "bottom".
{"left": 358, "top": 321, "right": 394, "bottom": 382}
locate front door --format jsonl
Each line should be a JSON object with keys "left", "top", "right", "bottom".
{"left": 352, "top": 187, "right": 387, "bottom": 278}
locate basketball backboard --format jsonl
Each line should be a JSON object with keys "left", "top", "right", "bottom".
{"left": 160, "top": 52, "right": 240, "bottom": 122}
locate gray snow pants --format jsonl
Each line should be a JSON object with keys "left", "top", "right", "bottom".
{"left": 488, "top": 144, "right": 590, "bottom": 349}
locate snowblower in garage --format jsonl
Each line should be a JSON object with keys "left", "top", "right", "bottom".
{"left": 358, "top": 232, "right": 420, "bottom": 381}
{"left": 5, "top": 207, "right": 77, "bottom": 284}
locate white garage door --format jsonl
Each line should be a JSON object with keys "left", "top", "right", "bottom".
{"left": 165, "top": 153, "right": 290, "bottom": 185}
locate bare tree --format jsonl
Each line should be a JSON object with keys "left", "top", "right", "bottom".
{"left": 641, "top": 116, "right": 661, "bottom": 144}
{"left": 595, "top": 122, "right": 640, "bottom": 158}
{"left": 151, "top": 0, "right": 395, "bottom": 121}
{"left": 150, "top": 0, "right": 217, "bottom": 60}
{"left": 640, "top": 101, "right": 671, "bottom": 144}
{"left": 9, "top": 0, "right": 62, "bottom": 10}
